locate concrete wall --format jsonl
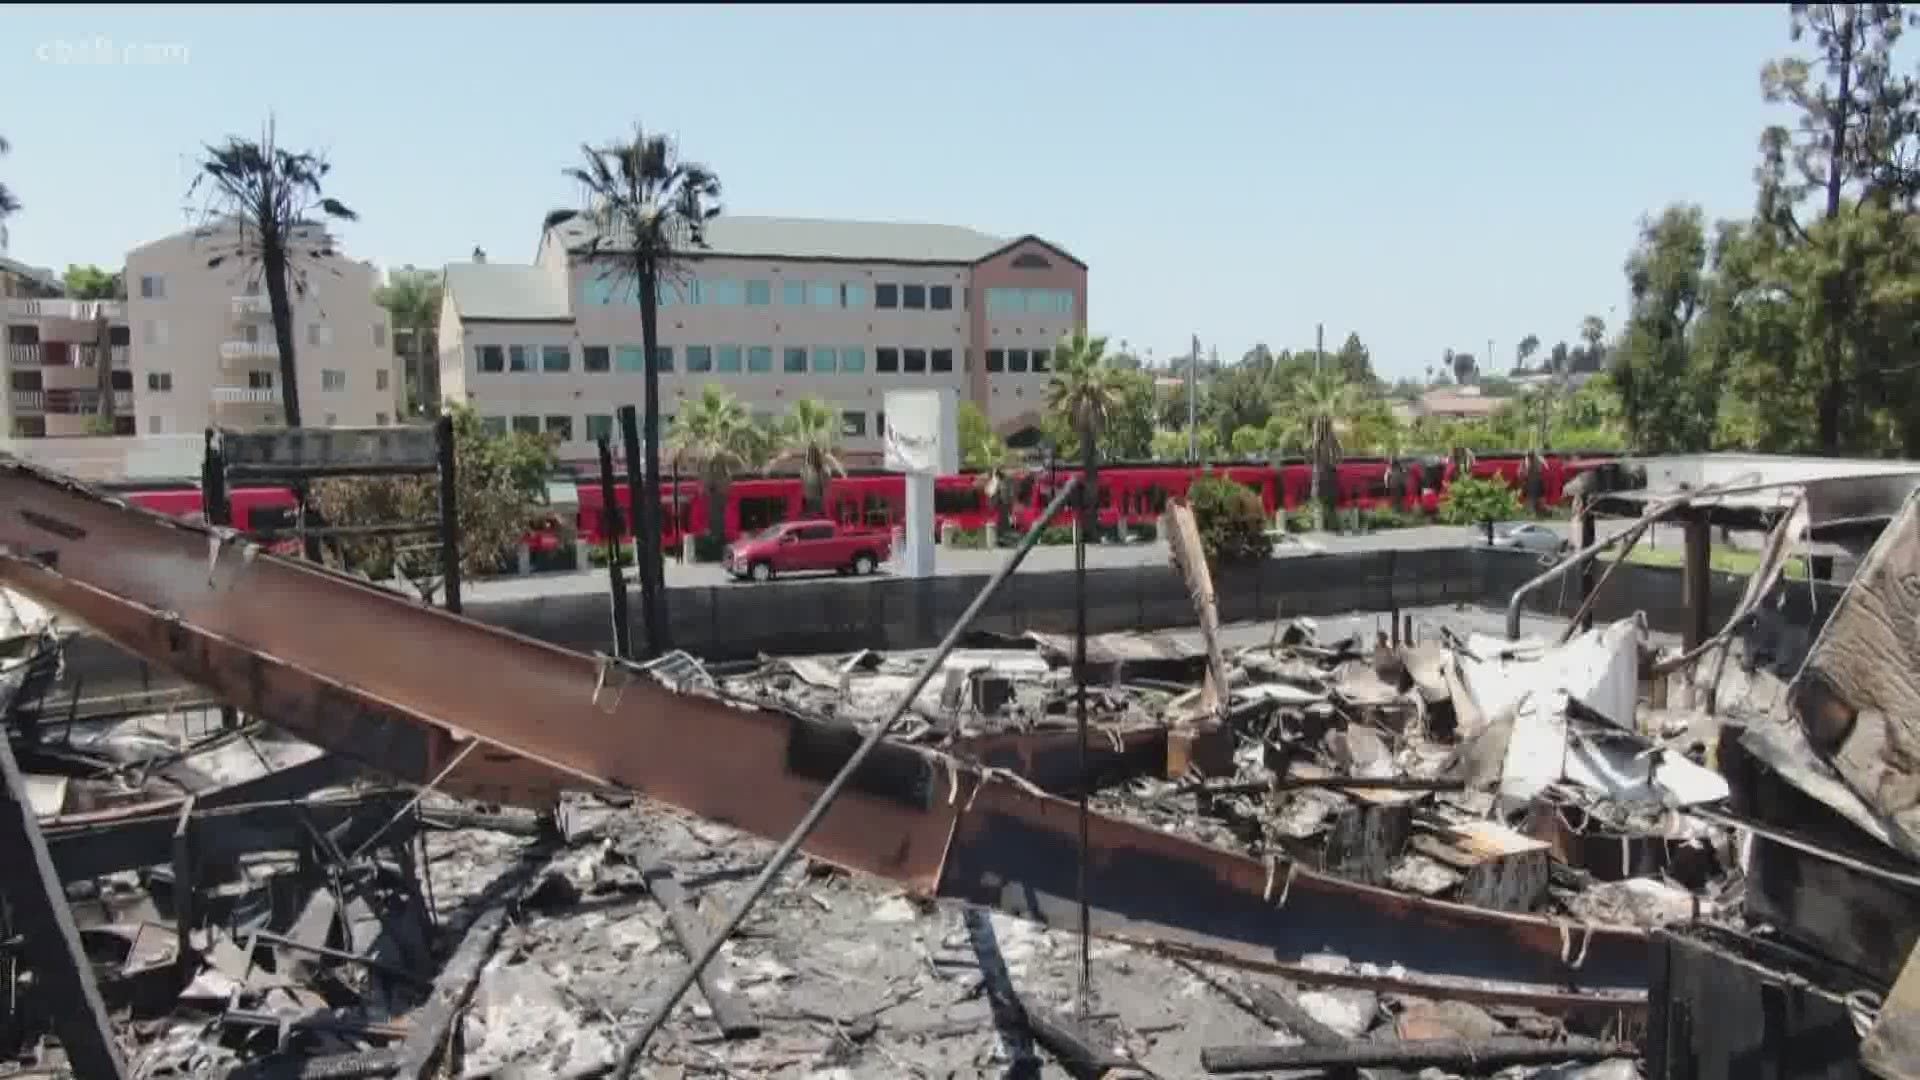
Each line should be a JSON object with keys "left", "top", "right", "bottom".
{"left": 471, "top": 547, "right": 1487, "bottom": 660}
{"left": 51, "top": 546, "right": 1848, "bottom": 697}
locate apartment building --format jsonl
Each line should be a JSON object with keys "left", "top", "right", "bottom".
{"left": 123, "top": 223, "right": 397, "bottom": 437}
{"left": 437, "top": 215, "right": 1086, "bottom": 465}
{"left": 3, "top": 244, "right": 134, "bottom": 438}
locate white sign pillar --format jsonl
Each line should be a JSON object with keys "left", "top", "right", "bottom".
{"left": 883, "top": 389, "right": 958, "bottom": 580}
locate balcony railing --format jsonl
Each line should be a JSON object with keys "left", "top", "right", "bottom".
{"left": 70, "top": 344, "right": 132, "bottom": 369}
{"left": 220, "top": 340, "right": 280, "bottom": 362}
{"left": 231, "top": 294, "right": 272, "bottom": 319}
{"left": 6, "top": 344, "right": 38, "bottom": 368}
{"left": 212, "top": 386, "right": 280, "bottom": 406}
{"left": 6, "top": 298, "right": 126, "bottom": 321}
{"left": 10, "top": 390, "right": 43, "bottom": 410}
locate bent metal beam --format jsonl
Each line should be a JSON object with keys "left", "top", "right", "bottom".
{"left": 0, "top": 458, "right": 1648, "bottom": 1012}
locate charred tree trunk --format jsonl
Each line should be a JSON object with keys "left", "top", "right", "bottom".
{"left": 634, "top": 263, "right": 666, "bottom": 656}
{"left": 263, "top": 240, "right": 302, "bottom": 428}
{"left": 93, "top": 311, "right": 114, "bottom": 427}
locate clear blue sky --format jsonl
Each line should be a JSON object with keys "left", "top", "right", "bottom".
{"left": 6, "top": 4, "right": 1795, "bottom": 380}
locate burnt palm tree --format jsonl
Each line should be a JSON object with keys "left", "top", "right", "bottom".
{"left": 188, "top": 117, "right": 358, "bottom": 429}
{"left": 551, "top": 125, "right": 721, "bottom": 656}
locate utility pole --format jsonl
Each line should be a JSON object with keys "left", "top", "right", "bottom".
{"left": 1186, "top": 333, "right": 1199, "bottom": 463}
{"left": 1315, "top": 323, "right": 1323, "bottom": 374}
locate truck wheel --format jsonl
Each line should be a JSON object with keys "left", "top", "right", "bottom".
{"left": 751, "top": 561, "right": 774, "bottom": 583}
{"left": 852, "top": 553, "right": 876, "bottom": 576}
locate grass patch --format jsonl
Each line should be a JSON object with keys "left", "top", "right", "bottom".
{"left": 1600, "top": 542, "right": 1808, "bottom": 580}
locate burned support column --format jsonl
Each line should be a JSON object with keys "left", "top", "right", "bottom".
{"left": 0, "top": 734, "right": 126, "bottom": 1078}
{"left": 1577, "top": 502, "right": 1597, "bottom": 634}
{"left": 596, "top": 436, "right": 632, "bottom": 661}
{"left": 435, "top": 413, "right": 462, "bottom": 615}
{"left": 1682, "top": 507, "right": 1712, "bottom": 653}
{"left": 202, "top": 431, "right": 239, "bottom": 729}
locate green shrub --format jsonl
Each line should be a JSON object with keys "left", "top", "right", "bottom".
{"left": 1188, "top": 475, "right": 1273, "bottom": 567}
{"left": 587, "top": 541, "right": 634, "bottom": 568}
{"left": 948, "top": 527, "right": 990, "bottom": 549}
{"left": 1441, "top": 475, "right": 1523, "bottom": 533}
{"left": 1363, "top": 506, "right": 1417, "bottom": 531}
{"left": 1038, "top": 525, "right": 1076, "bottom": 546}
{"left": 1285, "top": 508, "right": 1319, "bottom": 534}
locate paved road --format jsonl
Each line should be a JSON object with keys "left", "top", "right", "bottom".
{"left": 464, "top": 518, "right": 1701, "bottom": 603}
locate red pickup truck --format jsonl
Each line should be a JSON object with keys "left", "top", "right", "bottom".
{"left": 722, "top": 520, "right": 892, "bottom": 583}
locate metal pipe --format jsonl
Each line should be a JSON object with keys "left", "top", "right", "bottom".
{"left": 614, "top": 476, "right": 1084, "bottom": 1073}
{"left": 1503, "top": 494, "right": 1700, "bottom": 639}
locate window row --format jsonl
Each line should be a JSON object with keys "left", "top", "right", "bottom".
{"left": 477, "top": 343, "right": 963, "bottom": 376}
{"left": 138, "top": 368, "right": 361, "bottom": 392}
{"left": 983, "top": 348, "right": 1052, "bottom": 374}
{"left": 579, "top": 276, "right": 960, "bottom": 312}
{"left": 481, "top": 409, "right": 887, "bottom": 443}
{"left": 984, "top": 287, "right": 1073, "bottom": 316}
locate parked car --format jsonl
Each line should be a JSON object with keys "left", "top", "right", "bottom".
{"left": 723, "top": 520, "right": 892, "bottom": 582}
{"left": 1486, "top": 521, "right": 1570, "bottom": 555}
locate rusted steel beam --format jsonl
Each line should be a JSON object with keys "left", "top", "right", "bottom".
{"left": 0, "top": 459, "right": 1650, "bottom": 1011}
{"left": 950, "top": 725, "right": 1170, "bottom": 793}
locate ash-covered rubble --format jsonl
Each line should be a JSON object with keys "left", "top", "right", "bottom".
{"left": 9, "top": 525, "right": 1920, "bottom": 1080}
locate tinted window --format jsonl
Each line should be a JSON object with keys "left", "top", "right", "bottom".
{"left": 800, "top": 524, "right": 835, "bottom": 541}
{"left": 875, "top": 284, "right": 898, "bottom": 309}
{"left": 931, "top": 348, "right": 953, "bottom": 372}
{"left": 986, "top": 349, "right": 1005, "bottom": 373}
{"left": 930, "top": 285, "right": 953, "bottom": 310}
{"left": 904, "top": 348, "right": 927, "bottom": 373}
{"left": 902, "top": 284, "right": 926, "bottom": 309}
{"left": 876, "top": 348, "right": 900, "bottom": 373}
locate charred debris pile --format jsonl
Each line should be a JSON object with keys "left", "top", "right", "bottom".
{"left": 6, "top": 494, "right": 1920, "bottom": 1078}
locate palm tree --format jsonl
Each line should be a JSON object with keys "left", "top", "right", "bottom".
{"left": 374, "top": 266, "right": 442, "bottom": 416}
{"left": 773, "top": 397, "right": 846, "bottom": 516}
{"left": 552, "top": 125, "right": 721, "bottom": 656}
{"left": 188, "top": 117, "right": 357, "bottom": 429}
{"left": 1271, "top": 370, "right": 1361, "bottom": 527}
{"left": 0, "top": 135, "right": 18, "bottom": 222}
{"left": 1047, "top": 328, "right": 1125, "bottom": 538}
{"left": 668, "top": 386, "right": 753, "bottom": 550}
{"left": 971, "top": 436, "right": 1019, "bottom": 535}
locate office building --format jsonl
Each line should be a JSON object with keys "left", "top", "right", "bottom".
{"left": 437, "top": 214, "right": 1087, "bottom": 465}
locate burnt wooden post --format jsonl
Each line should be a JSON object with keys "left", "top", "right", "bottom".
{"left": 200, "top": 428, "right": 230, "bottom": 527}
{"left": 434, "top": 414, "right": 462, "bottom": 614}
{"left": 171, "top": 796, "right": 196, "bottom": 991}
{"left": 597, "top": 436, "right": 632, "bottom": 660}
{"left": 1683, "top": 507, "right": 1712, "bottom": 652}
{"left": 618, "top": 405, "right": 666, "bottom": 657}
{"left": 1577, "top": 503, "right": 1597, "bottom": 633}
{"left": 201, "top": 431, "right": 238, "bottom": 728}
{"left": 0, "top": 736, "right": 127, "bottom": 1079}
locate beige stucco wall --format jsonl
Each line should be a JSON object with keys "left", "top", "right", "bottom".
{"left": 967, "top": 238, "right": 1088, "bottom": 435}
{"left": 124, "top": 226, "right": 396, "bottom": 437}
